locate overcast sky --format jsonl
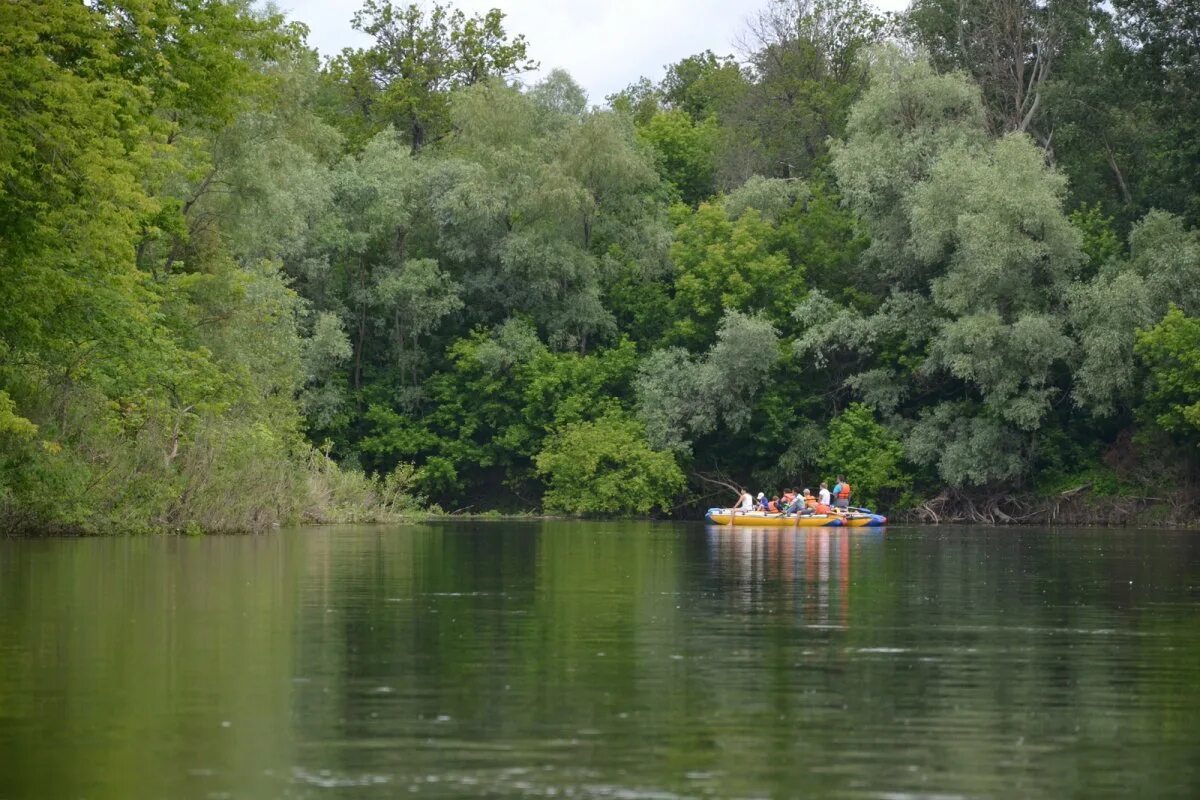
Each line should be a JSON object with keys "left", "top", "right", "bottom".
{"left": 276, "top": 0, "right": 911, "bottom": 104}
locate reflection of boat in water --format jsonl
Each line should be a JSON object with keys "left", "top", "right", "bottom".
{"left": 705, "top": 508, "right": 887, "bottom": 527}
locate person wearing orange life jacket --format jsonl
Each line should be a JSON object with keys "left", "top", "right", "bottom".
{"left": 832, "top": 475, "right": 851, "bottom": 511}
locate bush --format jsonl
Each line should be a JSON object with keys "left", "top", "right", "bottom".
{"left": 535, "top": 411, "right": 685, "bottom": 516}
{"left": 303, "top": 448, "right": 423, "bottom": 524}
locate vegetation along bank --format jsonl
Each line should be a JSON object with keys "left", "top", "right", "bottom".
{"left": 2, "top": 0, "right": 1198, "bottom": 533}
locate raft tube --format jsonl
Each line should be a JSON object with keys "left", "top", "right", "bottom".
{"left": 705, "top": 508, "right": 887, "bottom": 527}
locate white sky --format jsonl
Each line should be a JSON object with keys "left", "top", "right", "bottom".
{"left": 275, "top": 0, "right": 912, "bottom": 104}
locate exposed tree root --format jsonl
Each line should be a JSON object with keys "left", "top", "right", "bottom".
{"left": 904, "top": 486, "right": 1196, "bottom": 527}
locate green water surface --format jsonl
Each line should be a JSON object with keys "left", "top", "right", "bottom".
{"left": 1, "top": 522, "right": 1198, "bottom": 798}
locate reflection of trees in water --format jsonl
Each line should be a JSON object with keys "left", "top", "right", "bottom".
{"left": 0, "top": 535, "right": 299, "bottom": 799}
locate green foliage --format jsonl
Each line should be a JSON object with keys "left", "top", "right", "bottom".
{"left": 820, "top": 49, "right": 1088, "bottom": 487}
{"left": 304, "top": 450, "right": 423, "bottom": 523}
{"left": 607, "top": 77, "right": 661, "bottom": 126}
{"left": 669, "top": 202, "right": 802, "bottom": 347}
{"left": 831, "top": 46, "right": 988, "bottom": 285}
{"left": 301, "top": 313, "right": 354, "bottom": 430}
{"left": 1070, "top": 204, "right": 1122, "bottom": 274}
{"left": 359, "top": 323, "right": 641, "bottom": 506}
{"left": 732, "top": 0, "right": 886, "bottom": 181}
{"left": 6, "top": 0, "right": 1200, "bottom": 529}
{"left": 0, "top": 1, "right": 413, "bottom": 533}
{"left": 0, "top": 393, "right": 37, "bottom": 442}
{"left": 1070, "top": 211, "right": 1200, "bottom": 416}
{"left": 638, "top": 109, "right": 719, "bottom": 206}
{"left": 637, "top": 311, "right": 781, "bottom": 454}
{"left": 535, "top": 411, "right": 684, "bottom": 516}
{"left": 818, "top": 404, "right": 909, "bottom": 507}
{"left": 660, "top": 50, "right": 746, "bottom": 123}
{"left": 1135, "top": 307, "right": 1200, "bottom": 443}
{"left": 906, "top": 403, "right": 1029, "bottom": 487}
{"left": 329, "top": 1, "right": 535, "bottom": 150}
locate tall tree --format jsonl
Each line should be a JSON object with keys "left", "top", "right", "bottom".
{"left": 815, "top": 47, "right": 1085, "bottom": 487}
{"left": 729, "top": 0, "right": 886, "bottom": 182}
{"left": 905, "top": 0, "right": 1092, "bottom": 142}
{"left": 328, "top": 1, "right": 535, "bottom": 151}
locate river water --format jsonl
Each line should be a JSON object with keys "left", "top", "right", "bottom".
{"left": 1, "top": 522, "right": 1198, "bottom": 799}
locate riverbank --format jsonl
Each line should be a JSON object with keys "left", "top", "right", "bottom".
{"left": 7, "top": 484, "right": 1200, "bottom": 536}
{"left": 896, "top": 487, "right": 1200, "bottom": 528}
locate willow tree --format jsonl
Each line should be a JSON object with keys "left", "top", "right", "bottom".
{"left": 637, "top": 311, "right": 781, "bottom": 455}
{"left": 1070, "top": 211, "right": 1200, "bottom": 416}
{"left": 812, "top": 47, "right": 1085, "bottom": 488}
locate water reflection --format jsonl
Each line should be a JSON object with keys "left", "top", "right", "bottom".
{"left": 706, "top": 527, "right": 885, "bottom": 627}
{"left": 1, "top": 524, "right": 1199, "bottom": 799}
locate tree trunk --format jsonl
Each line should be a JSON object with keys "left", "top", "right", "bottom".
{"left": 1104, "top": 140, "right": 1133, "bottom": 205}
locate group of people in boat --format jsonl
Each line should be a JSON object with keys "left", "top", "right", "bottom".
{"left": 732, "top": 476, "right": 853, "bottom": 516}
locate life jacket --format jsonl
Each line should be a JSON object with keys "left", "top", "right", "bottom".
{"left": 767, "top": 500, "right": 780, "bottom": 513}
{"left": 838, "top": 482, "right": 851, "bottom": 499}
{"left": 814, "top": 502, "right": 830, "bottom": 514}
{"left": 804, "top": 495, "right": 817, "bottom": 508}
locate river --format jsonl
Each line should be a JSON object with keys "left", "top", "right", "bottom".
{"left": 1, "top": 522, "right": 1198, "bottom": 798}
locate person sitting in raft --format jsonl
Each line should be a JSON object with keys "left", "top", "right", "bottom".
{"left": 733, "top": 488, "right": 753, "bottom": 514}
{"left": 757, "top": 492, "right": 769, "bottom": 511}
{"left": 813, "top": 496, "right": 831, "bottom": 515}
{"left": 767, "top": 496, "right": 783, "bottom": 513}
{"left": 781, "top": 488, "right": 796, "bottom": 508}
{"left": 788, "top": 489, "right": 814, "bottom": 515}
{"left": 818, "top": 481, "right": 831, "bottom": 508}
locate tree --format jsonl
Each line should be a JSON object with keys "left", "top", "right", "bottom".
{"left": 637, "top": 311, "right": 781, "bottom": 454}
{"left": 1071, "top": 211, "right": 1200, "bottom": 415}
{"left": 905, "top": 0, "right": 1091, "bottom": 140}
{"left": 1135, "top": 307, "right": 1200, "bottom": 445}
{"left": 818, "top": 403, "right": 909, "bottom": 507}
{"left": 819, "top": 49, "right": 1086, "bottom": 487}
{"left": 301, "top": 313, "right": 354, "bottom": 431}
{"left": 668, "top": 202, "right": 801, "bottom": 347}
{"left": 330, "top": 1, "right": 535, "bottom": 151}
{"left": 829, "top": 46, "right": 988, "bottom": 287}
{"left": 660, "top": 51, "right": 747, "bottom": 123}
{"left": 728, "top": 0, "right": 886, "bottom": 182}
{"left": 0, "top": 1, "right": 406, "bottom": 532}
{"left": 373, "top": 257, "right": 464, "bottom": 390}
{"left": 638, "top": 109, "right": 719, "bottom": 206}
{"left": 607, "top": 77, "right": 661, "bottom": 126}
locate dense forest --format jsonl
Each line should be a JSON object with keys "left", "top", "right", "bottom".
{"left": 2, "top": 0, "right": 1199, "bottom": 533}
